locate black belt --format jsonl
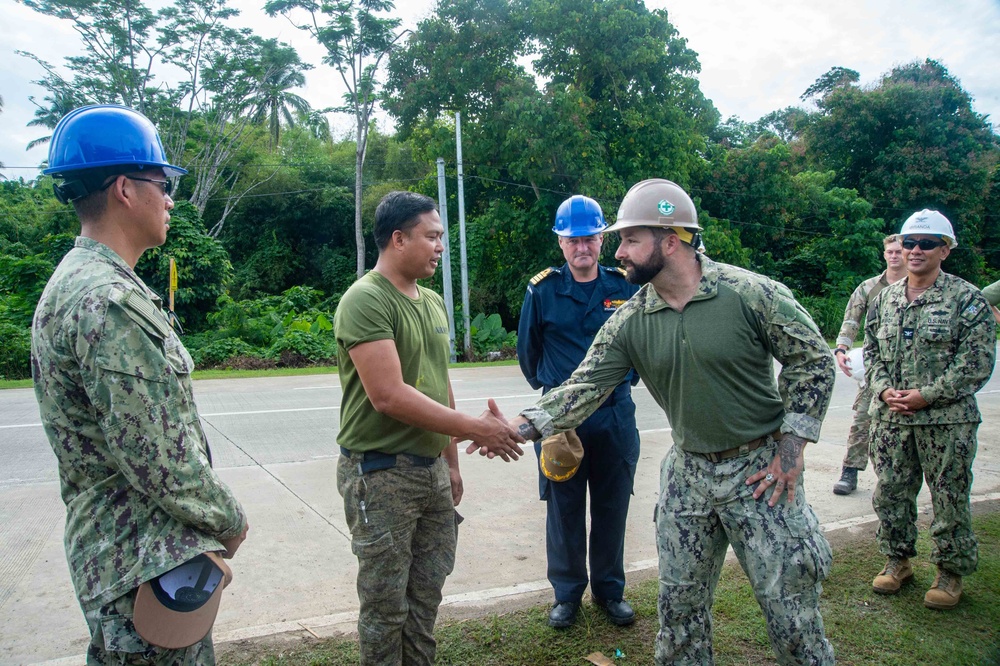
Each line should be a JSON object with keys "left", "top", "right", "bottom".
{"left": 695, "top": 430, "right": 783, "bottom": 463}
{"left": 339, "top": 447, "right": 438, "bottom": 474}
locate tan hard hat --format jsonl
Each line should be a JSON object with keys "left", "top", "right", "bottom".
{"left": 539, "top": 429, "right": 584, "bottom": 482}
{"left": 605, "top": 179, "right": 702, "bottom": 242}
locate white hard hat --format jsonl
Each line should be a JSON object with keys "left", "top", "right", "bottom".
{"left": 846, "top": 348, "right": 865, "bottom": 386}
{"left": 899, "top": 209, "right": 957, "bottom": 248}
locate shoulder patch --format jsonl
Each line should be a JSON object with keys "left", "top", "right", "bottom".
{"left": 603, "top": 266, "right": 628, "bottom": 279}
{"left": 530, "top": 267, "right": 558, "bottom": 286}
{"left": 110, "top": 287, "right": 172, "bottom": 340}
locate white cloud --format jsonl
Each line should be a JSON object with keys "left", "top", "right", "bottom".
{"left": 2, "top": 0, "right": 998, "bottom": 179}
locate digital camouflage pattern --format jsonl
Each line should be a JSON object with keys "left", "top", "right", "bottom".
{"left": 655, "top": 442, "right": 833, "bottom": 665}
{"left": 520, "top": 255, "right": 835, "bottom": 665}
{"left": 522, "top": 255, "right": 834, "bottom": 447}
{"left": 870, "top": 421, "right": 979, "bottom": 576}
{"left": 864, "top": 272, "right": 996, "bottom": 424}
{"left": 31, "top": 238, "right": 247, "bottom": 612}
{"left": 84, "top": 588, "right": 214, "bottom": 664}
{"left": 337, "top": 454, "right": 456, "bottom": 665}
{"left": 865, "top": 272, "right": 995, "bottom": 578}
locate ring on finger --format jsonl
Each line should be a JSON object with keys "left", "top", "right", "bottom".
{"left": 765, "top": 473, "right": 775, "bottom": 482}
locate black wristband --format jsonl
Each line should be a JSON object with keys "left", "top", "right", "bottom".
{"left": 834, "top": 348, "right": 846, "bottom": 356}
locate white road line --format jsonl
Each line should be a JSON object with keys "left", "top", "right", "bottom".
{"left": 293, "top": 385, "right": 341, "bottom": 391}
{"left": 0, "top": 423, "right": 43, "bottom": 429}
{"left": 201, "top": 406, "right": 338, "bottom": 417}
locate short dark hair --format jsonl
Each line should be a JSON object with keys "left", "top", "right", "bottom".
{"left": 373, "top": 191, "right": 438, "bottom": 250}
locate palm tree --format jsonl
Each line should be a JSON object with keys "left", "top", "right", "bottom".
{"left": 247, "top": 40, "right": 312, "bottom": 147}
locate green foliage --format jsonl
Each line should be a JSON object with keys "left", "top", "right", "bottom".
{"left": 187, "top": 286, "right": 336, "bottom": 368}
{"left": 136, "top": 201, "right": 232, "bottom": 332}
{"left": 468, "top": 312, "right": 517, "bottom": 358}
{"left": 189, "top": 337, "right": 264, "bottom": 367}
{"left": 0, "top": 322, "right": 32, "bottom": 380}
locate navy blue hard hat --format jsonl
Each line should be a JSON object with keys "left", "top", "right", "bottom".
{"left": 553, "top": 195, "right": 607, "bottom": 237}
{"left": 43, "top": 105, "right": 187, "bottom": 178}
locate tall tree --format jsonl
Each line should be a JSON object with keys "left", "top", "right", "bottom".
{"left": 245, "top": 40, "right": 312, "bottom": 147}
{"left": 804, "top": 59, "right": 999, "bottom": 281}
{"left": 265, "top": 0, "right": 407, "bottom": 277}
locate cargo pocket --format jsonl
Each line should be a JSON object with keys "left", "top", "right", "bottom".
{"left": 783, "top": 506, "right": 832, "bottom": 586}
{"left": 352, "top": 530, "right": 394, "bottom": 559}
{"left": 99, "top": 614, "right": 156, "bottom": 655}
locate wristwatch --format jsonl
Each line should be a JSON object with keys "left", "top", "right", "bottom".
{"left": 834, "top": 348, "right": 847, "bottom": 356}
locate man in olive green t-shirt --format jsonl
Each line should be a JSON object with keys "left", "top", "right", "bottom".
{"left": 333, "top": 191, "right": 524, "bottom": 666}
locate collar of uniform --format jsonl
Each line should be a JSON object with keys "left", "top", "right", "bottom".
{"left": 901, "top": 272, "right": 947, "bottom": 304}
{"left": 74, "top": 236, "right": 160, "bottom": 304}
{"left": 555, "top": 262, "right": 602, "bottom": 302}
{"left": 640, "top": 255, "right": 719, "bottom": 313}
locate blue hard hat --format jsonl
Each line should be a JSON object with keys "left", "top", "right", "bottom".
{"left": 552, "top": 195, "right": 607, "bottom": 237}
{"left": 43, "top": 105, "right": 187, "bottom": 178}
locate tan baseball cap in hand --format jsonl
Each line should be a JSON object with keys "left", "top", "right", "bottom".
{"left": 540, "top": 429, "right": 584, "bottom": 482}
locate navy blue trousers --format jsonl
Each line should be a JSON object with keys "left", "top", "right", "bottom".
{"left": 537, "top": 399, "right": 640, "bottom": 603}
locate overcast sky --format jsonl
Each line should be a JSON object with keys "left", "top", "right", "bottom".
{"left": 2, "top": 0, "right": 998, "bottom": 180}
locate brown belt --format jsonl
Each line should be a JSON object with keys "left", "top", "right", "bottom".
{"left": 697, "top": 430, "right": 783, "bottom": 463}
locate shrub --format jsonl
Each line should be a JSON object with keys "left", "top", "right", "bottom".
{"left": 268, "top": 329, "right": 336, "bottom": 365}
{"left": 191, "top": 338, "right": 266, "bottom": 369}
{"left": 0, "top": 322, "right": 32, "bottom": 380}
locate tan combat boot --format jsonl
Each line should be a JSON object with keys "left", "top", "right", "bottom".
{"left": 924, "top": 568, "right": 962, "bottom": 610}
{"left": 872, "top": 557, "right": 913, "bottom": 594}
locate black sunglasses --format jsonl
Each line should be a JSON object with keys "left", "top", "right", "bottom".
{"left": 901, "top": 238, "right": 946, "bottom": 251}
{"left": 99, "top": 175, "right": 174, "bottom": 196}
{"left": 125, "top": 176, "right": 174, "bottom": 196}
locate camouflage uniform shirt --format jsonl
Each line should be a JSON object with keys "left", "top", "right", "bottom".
{"left": 31, "top": 237, "right": 247, "bottom": 611}
{"left": 865, "top": 272, "right": 996, "bottom": 424}
{"left": 521, "top": 255, "right": 835, "bottom": 451}
{"left": 836, "top": 271, "right": 893, "bottom": 348}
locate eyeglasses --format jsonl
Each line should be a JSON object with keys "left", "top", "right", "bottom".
{"left": 125, "top": 176, "right": 174, "bottom": 196}
{"left": 901, "top": 238, "right": 946, "bottom": 251}
{"left": 99, "top": 175, "right": 174, "bottom": 197}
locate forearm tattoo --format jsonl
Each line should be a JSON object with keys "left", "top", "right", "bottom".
{"left": 778, "top": 435, "right": 806, "bottom": 473}
{"left": 518, "top": 422, "right": 540, "bottom": 441}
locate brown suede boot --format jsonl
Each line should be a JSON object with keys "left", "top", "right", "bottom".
{"left": 924, "top": 568, "right": 963, "bottom": 610}
{"left": 872, "top": 557, "right": 913, "bottom": 594}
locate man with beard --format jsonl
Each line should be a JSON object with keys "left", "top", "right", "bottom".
{"left": 517, "top": 195, "right": 640, "bottom": 628}
{"left": 474, "top": 179, "right": 837, "bottom": 665}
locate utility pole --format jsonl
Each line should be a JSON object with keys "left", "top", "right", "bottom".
{"left": 456, "top": 112, "right": 471, "bottom": 358}
{"left": 436, "top": 158, "right": 457, "bottom": 362}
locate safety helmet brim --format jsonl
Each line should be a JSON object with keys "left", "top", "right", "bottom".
{"left": 43, "top": 105, "right": 187, "bottom": 178}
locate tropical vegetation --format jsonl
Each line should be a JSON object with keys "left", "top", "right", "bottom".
{"left": 2, "top": 0, "right": 998, "bottom": 379}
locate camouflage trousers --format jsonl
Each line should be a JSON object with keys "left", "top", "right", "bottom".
{"left": 82, "top": 588, "right": 214, "bottom": 665}
{"left": 870, "top": 420, "right": 979, "bottom": 576}
{"left": 842, "top": 385, "right": 874, "bottom": 470}
{"left": 337, "top": 454, "right": 457, "bottom": 666}
{"left": 654, "top": 442, "right": 834, "bottom": 666}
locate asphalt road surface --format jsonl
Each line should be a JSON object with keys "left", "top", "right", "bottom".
{"left": 2, "top": 360, "right": 999, "bottom": 663}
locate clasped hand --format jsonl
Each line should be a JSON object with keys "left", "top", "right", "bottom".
{"left": 452, "top": 399, "right": 525, "bottom": 462}
{"left": 880, "top": 388, "right": 928, "bottom": 415}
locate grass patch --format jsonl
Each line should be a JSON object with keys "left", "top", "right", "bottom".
{"left": 0, "top": 360, "right": 521, "bottom": 390}
{"left": 220, "top": 510, "right": 1000, "bottom": 666}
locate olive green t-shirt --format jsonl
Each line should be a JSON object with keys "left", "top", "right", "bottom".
{"left": 335, "top": 270, "right": 451, "bottom": 457}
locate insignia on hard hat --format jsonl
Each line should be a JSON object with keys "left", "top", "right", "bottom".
{"left": 657, "top": 200, "right": 675, "bottom": 216}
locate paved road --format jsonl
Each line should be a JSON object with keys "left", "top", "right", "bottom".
{"left": 2, "top": 361, "right": 1000, "bottom": 664}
